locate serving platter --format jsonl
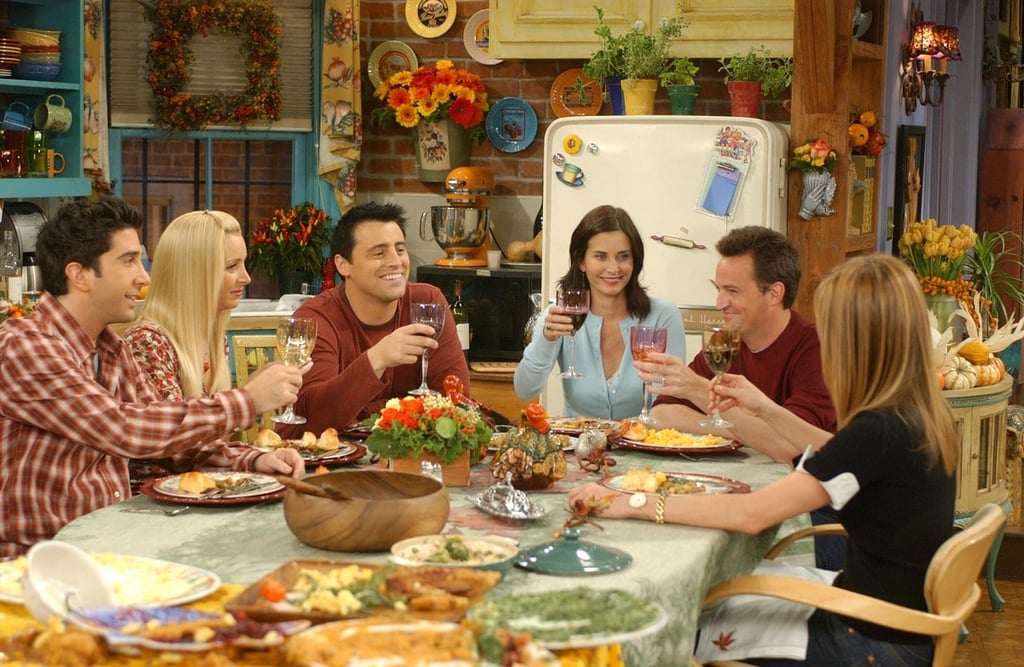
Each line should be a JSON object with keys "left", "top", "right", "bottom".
{"left": 602, "top": 471, "right": 751, "bottom": 495}
{"left": 615, "top": 436, "right": 742, "bottom": 456}
{"left": 0, "top": 552, "right": 220, "bottom": 607}
{"left": 141, "top": 473, "right": 285, "bottom": 506}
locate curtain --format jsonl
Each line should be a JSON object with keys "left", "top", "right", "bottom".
{"left": 83, "top": 0, "right": 109, "bottom": 192}
{"left": 319, "top": 0, "right": 362, "bottom": 213}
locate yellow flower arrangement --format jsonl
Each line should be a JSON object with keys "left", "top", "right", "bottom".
{"left": 789, "top": 139, "right": 837, "bottom": 174}
{"left": 370, "top": 60, "right": 489, "bottom": 132}
{"left": 898, "top": 218, "right": 977, "bottom": 298}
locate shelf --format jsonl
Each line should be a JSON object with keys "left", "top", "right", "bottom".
{"left": 0, "top": 176, "right": 91, "bottom": 199}
{"left": 845, "top": 233, "right": 877, "bottom": 253}
{"left": 852, "top": 41, "right": 885, "bottom": 63}
{"left": 0, "top": 80, "right": 79, "bottom": 93}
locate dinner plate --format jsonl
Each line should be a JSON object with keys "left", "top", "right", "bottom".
{"left": 405, "top": 0, "right": 456, "bottom": 39}
{"left": 252, "top": 440, "right": 366, "bottom": 466}
{"left": 367, "top": 40, "right": 417, "bottom": 89}
{"left": 549, "top": 68, "right": 602, "bottom": 118}
{"left": 615, "top": 437, "right": 743, "bottom": 456}
{"left": 0, "top": 553, "right": 220, "bottom": 607}
{"left": 341, "top": 422, "right": 373, "bottom": 439}
{"left": 602, "top": 471, "right": 751, "bottom": 495}
{"left": 485, "top": 98, "right": 538, "bottom": 153}
{"left": 463, "top": 9, "right": 501, "bottom": 65}
{"left": 141, "top": 473, "right": 285, "bottom": 506}
{"left": 548, "top": 417, "right": 620, "bottom": 437}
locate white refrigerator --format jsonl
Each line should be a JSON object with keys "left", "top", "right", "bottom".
{"left": 540, "top": 116, "right": 789, "bottom": 414}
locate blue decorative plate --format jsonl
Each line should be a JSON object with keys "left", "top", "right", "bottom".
{"left": 485, "top": 98, "right": 538, "bottom": 153}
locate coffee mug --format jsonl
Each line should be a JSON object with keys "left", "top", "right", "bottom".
{"left": 33, "top": 94, "right": 72, "bottom": 134}
{"left": 1, "top": 102, "right": 32, "bottom": 132}
{"left": 46, "top": 149, "right": 64, "bottom": 177}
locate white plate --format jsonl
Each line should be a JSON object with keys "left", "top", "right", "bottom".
{"left": 390, "top": 534, "right": 518, "bottom": 569}
{"left": 154, "top": 472, "right": 282, "bottom": 500}
{"left": 463, "top": 9, "right": 501, "bottom": 65}
{"left": 405, "top": 0, "right": 457, "bottom": 39}
{"left": 602, "top": 471, "right": 751, "bottom": 495}
{"left": 0, "top": 552, "right": 220, "bottom": 607}
{"left": 367, "top": 40, "right": 418, "bottom": 89}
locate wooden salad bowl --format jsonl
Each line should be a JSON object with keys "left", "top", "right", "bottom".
{"left": 283, "top": 470, "right": 450, "bottom": 552}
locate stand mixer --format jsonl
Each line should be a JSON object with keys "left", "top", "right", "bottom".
{"left": 419, "top": 166, "right": 494, "bottom": 267}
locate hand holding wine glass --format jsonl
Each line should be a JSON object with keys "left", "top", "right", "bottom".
{"left": 699, "top": 322, "right": 741, "bottom": 429}
{"left": 630, "top": 326, "right": 668, "bottom": 425}
{"left": 409, "top": 301, "right": 446, "bottom": 396}
{"left": 557, "top": 288, "right": 590, "bottom": 379}
{"left": 272, "top": 317, "right": 317, "bottom": 425}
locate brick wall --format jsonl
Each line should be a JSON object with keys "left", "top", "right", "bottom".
{"left": 358, "top": 1, "right": 791, "bottom": 199}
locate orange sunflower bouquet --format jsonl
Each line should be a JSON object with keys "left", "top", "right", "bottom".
{"left": 370, "top": 60, "right": 489, "bottom": 135}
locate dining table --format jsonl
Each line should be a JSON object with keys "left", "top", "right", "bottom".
{"left": 52, "top": 443, "right": 810, "bottom": 666}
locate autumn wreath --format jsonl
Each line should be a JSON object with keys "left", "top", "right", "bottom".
{"left": 142, "top": 0, "right": 283, "bottom": 131}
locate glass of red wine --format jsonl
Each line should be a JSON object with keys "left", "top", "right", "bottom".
{"left": 700, "top": 322, "right": 742, "bottom": 429}
{"left": 557, "top": 288, "right": 590, "bottom": 379}
{"left": 409, "top": 301, "right": 446, "bottom": 395}
{"left": 630, "top": 326, "right": 668, "bottom": 425}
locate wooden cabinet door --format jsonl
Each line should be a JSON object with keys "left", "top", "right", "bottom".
{"left": 665, "top": 0, "right": 793, "bottom": 57}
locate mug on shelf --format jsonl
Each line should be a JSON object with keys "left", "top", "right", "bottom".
{"left": 33, "top": 94, "right": 71, "bottom": 134}
{"left": 1, "top": 102, "right": 32, "bottom": 132}
{"left": 46, "top": 149, "right": 64, "bottom": 177}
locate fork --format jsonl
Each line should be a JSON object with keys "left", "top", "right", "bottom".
{"left": 119, "top": 505, "right": 191, "bottom": 516}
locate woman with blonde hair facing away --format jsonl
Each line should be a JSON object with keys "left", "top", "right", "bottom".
{"left": 124, "top": 210, "right": 305, "bottom": 490}
{"left": 570, "top": 255, "right": 958, "bottom": 666}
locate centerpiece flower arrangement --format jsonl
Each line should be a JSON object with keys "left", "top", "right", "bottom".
{"left": 365, "top": 394, "right": 492, "bottom": 466}
{"left": 790, "top": 139, "right": 838, "bottom": 220}
{"left": 897, "top": 218, "right": 977, "bottom": 303}
{"left": 0, "top": 299, "right": 33, "bottom": 324}
{"left": 248, "top": 202, "right": 331, "bottom": 283}
{"left": 370, "top": 60, "right": 489, "bottom": 138}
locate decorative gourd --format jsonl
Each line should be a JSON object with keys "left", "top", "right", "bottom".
{"left": 490, "top": 404, "right": 567, "bottom": 490}
{"left": 958, "top": 340, "right": 992, "bottom": 365}
{"left": 974, "top": 358, "right": 1005, "bottom": 387}
{"left": 941, "top": 355, "right": 978, "bottom": 390}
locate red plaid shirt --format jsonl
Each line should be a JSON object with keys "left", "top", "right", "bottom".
{"left": 0, "top": 294, "right": 257, "bottom": 556}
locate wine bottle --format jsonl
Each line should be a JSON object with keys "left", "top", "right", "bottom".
{"left": 451, "top": 280, "right": 470, "bottom": 361}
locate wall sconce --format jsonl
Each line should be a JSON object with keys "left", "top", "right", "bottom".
{"left": 901, "top": 15, "right": 962, "bottom": 113}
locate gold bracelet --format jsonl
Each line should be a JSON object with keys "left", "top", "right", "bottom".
{"left": 655, "top": 493, "right": 666, "bottom": 525}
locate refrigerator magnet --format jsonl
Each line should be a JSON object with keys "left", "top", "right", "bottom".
{"left": 406, "top": 0, "right": 456, "bottom": 39}
{"left": 698, "top": 160, "right": 744, "bottom": 219}
{"left": 556, "top": 162, "right": 585, "bottom": 187}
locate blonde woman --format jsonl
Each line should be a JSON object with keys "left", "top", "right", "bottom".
{"left": 570, "top": 255, "right": 957, "bottom": 666}
{"left": 124, "top": 210, "right": 305, "bottom": 489}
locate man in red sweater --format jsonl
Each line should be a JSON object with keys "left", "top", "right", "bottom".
{"left": 278, "top": 202, "right": 470, "bottom": 438}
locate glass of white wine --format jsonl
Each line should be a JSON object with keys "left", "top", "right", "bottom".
{"left": 699, "top": 322, "right": 741, "bottom": 429}
{"left": 272, "top": 317, "right": 317, "bottom": 425}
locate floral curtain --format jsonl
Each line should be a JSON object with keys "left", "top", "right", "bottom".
{"left": 83, "top": 0, "right": 109, "bottom": 191}
{"left": 319, "top": 0, "right": 361, "bottom": 213}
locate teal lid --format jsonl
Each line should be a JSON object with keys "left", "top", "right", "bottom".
{"left": 515, "top": 528, "right": 632, "bottom": 575}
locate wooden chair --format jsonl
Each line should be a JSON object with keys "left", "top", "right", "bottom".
{"left": 231, "top": 334, "right": 279, "bottom": 443}
{"left": 697, "top": 504, "right": 1007, "bottom": 667}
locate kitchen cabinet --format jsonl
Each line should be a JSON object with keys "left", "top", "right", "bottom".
{"left": 488, "top": 0, "right": 793, "bottom": 60}
{"left": 787, "top": 0, "right": 887, "bottom": 318}
{"left": 0, "top": 0, "right": 90, "bottom": 199}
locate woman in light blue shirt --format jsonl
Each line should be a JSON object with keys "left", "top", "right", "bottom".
{"left": 514, "top": 205, "right": 685, "bottom": 418}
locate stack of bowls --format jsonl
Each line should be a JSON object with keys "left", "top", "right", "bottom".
{"left": 8, "top": 28, "right": 60, "bottom": 81}
{"left": 0, "top": 38, "right": 21, "bottom": 79}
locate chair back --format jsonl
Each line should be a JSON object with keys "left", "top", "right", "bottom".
{"left": 926, "top": 503, "right": 1006, "bottom": 665}
{"left": 231, "top": 334, "right": 279, "bottom": 442}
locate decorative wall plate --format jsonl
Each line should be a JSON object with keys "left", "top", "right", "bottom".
{"left": 367, "top": 41, "right": 418, "bottom": 89}
{"left": 463, "top": 10, "right": 501, "bottom": 65}
{"left": 549, "top": 68, "right": 602, "bottom": 118}
{"left": 485, "top": 97, "right": 537, "bottom": 153}
{"left": 405, "top": 0, "right": 457, "bottom": 39}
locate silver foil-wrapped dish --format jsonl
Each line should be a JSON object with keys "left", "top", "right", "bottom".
{"left": 466, "top": 473, "right": 547, "bottom": 520}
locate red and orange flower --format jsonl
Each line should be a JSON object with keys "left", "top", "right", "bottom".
{"left": 370, "top": 60, "right": 489, "bottom": 132}
{"left": 247, "top": 202, "right": 331, "bottom": 282}
{"left": 365, "top": 394, "right": 492, "bottom": 465}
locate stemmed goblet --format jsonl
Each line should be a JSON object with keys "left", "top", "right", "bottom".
{"left": 272, "top": 317, "right": 317, "bottom": 425}
{"left": 630, "top": 326, "right": 668, "bottom": 425}
{"left": 699, "top": 322, "right": 742, "bottom": 429}
{"left": 409, "top": 301, "right": 446, "bottom": 396}
{"left": 557, "top": 288, "right": 590, "bottom": 379}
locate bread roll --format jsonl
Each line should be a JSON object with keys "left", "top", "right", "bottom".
{"left": 300, "top": 431, "right": 318, "bottom": 449}
{"left": 254, "top": 428, "right": 282, "bottom": 449}
{"left": 317, "top": 428, "right": 340, "bottom": 451}
{"left": 178, "top": 471, "right": 217, "bottom": 494}
{"left": 621, "top": 419, "right": 648, "bottom": 441}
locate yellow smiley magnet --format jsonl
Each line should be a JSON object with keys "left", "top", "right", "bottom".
{"left": 563, "top": 134, "right": 583, "bottom": 154}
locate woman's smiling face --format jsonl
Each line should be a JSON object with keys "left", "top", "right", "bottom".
{"left": 579, "top": 230, "right": 633, "bottom": 299}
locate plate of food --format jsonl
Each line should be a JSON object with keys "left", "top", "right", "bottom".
{"left": 224, "top": 559, "right": 501, "bottom": 625}
{"left": 547, "top": 416, "right": 620, "bottom": 437}
{"left": 616, "top": 423, "right": 741, "bottom": 455}
{"left": 389, "top": 535, "right": 519, "bottom": 574}
{"left": 468, "top": 587, "right": 667, "bottom": 650}
{"left": 141, "top": 472, "right": 285, "bottom": 505}
{"left": 251, "top": 428, "right": 366, "bottom": 465}
{"left": 0, "top": 552, "right": 221, "bottom": 607}
{"left": 602, "top": 468, "right": 751, "bottom": 495}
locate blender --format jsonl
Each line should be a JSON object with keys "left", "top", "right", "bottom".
{"left": 419, "top": 166, "right": 494, "bottom": 267}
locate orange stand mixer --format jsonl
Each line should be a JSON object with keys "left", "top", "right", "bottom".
{"left": 419, "top": 166, "right": 495, "bottom": 267}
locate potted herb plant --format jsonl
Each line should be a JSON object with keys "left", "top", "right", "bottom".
{"left": 718, "top": 46, "right": 793, "bottom": 118}
{"left": 659, "top": 57, "right": 700, "bottom": 115}
{"left": 581, "top": 6, "right": 626, "bottom": 113}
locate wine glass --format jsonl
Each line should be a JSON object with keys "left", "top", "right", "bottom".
{"left": 557, "top": 288, "right": 590, "bottom": 379}
{"left": 630, "top": 326, "right": 668, "bottom": 425}
{"left": 699, "top": 323, "right": 742, "bottom": 429}
{"left": 272, "top": 317, "right": 317, "bottom": 425}
{"left": 409, "top": 301, "right": 446, "bottom": 396}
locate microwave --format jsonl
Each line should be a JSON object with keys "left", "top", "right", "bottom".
{"left": 416, "top": 265, "right": 541, "bottom": 361}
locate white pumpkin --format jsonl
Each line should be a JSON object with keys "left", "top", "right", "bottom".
{"left": 942, "top": 355, "right": 978, "bottom": 390}
{"left": 974, "top": 358, "right": 1005, "bottom": 387}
